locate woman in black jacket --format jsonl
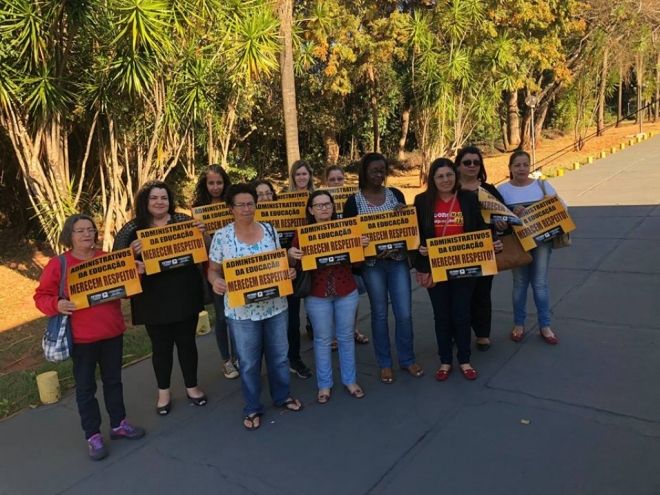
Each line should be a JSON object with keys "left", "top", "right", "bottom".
{"left": 413, "top": 158, "right": 501, "bottom": 382}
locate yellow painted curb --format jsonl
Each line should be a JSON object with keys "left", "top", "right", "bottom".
{"left": 600, "top": 151, "right": 607, "bottom": 158}
{"left": 587, "top": 156, "right": 594, "bottom": 164}
{"left": 620, "top": 143, "right": 626, "bottom": 150}
{"left": 196, "top": 310, "right": 211, "bottom": 335}
{"left": 572, "top": 162, "right": 581, "bottom": 170}
{"left": 556, "top": 168, "right": 565, "bottom": 177}
{"left": 36, "top": 371, "right": 60, "bottom": 404}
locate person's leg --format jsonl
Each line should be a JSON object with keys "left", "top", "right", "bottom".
{"left": 97, "top": 335, "right": 126, "bottom": 428}
{"left": 361, "top": 261, "right": 392, "bottom": 369}
{"left": 333, "top": 290, "right": 359, "bottom": 386}
{"left": 386, "top": 260, "right": 415, "bottom": 368}
{"left": 471, "top": 275, "right": 493, "bottom": 341}
{"left": 304, "top": 296, "right": 334, "bottom": 391}
{"left": 286, "top": 295, "right": 302, "bottom": 362}
{"left": 145, "top": 324, "right": 175, "bottom": 390}
{"left": 511, "top": 262, "right": 531, "bottom": 331}
{"left": 172, "top": 315, "right": 200, "bottom": 389}
{"left": 72, "top": 342, "right": 102, "bottom": 439}
{"left": 262, "top": 310, "right": 293, "bottom": 406}
{"left": 230, "top": 318, "right": 265, "bottom": 416}
{"left": 427, "top": 283, "right": 453, "bottom": 365}
{"left": 212, "top": 292, "right": 230, "bottom": 361}
{"left": 530, "top": 242, "right": 554, "bottom": 330}
{"left": 451, "top": 278, "right": 477, "bottom": 365}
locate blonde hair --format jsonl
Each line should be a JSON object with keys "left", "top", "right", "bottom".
{"left": 288, "top": 160, "right": 315, "bottom": 192}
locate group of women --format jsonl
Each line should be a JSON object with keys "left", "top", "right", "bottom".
{"left": 35, "top": 148, "right": 562, "bottom": 453}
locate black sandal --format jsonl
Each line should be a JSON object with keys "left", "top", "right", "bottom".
{"left": 243, "top": 413, "right": 262, "bottom": 431}
{"left": 187, "top": 393, "right": 208, "bottom": 407}
{"left": 280, "top": 397, "right": 304, "bottom": 412}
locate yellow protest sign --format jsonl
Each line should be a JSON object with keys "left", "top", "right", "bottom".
{"left": 255, "top": 200, "right": 307, "bottom": 248}
{"left": 478, "top": 188, "right": 522, "bottom": 225}
{"left": 277, "top": 191, "right": 310, "bottom": 203}
{"left": 427, "top": 230, "right": 498, "bottom": 283}
{"left": 67, "top": 248, "right": 142, "bottom": 309}
{"left": 358, "top": 206, "right": 420, "bottom": 257}
{"left": 222, "top": 249, "right": 293, "bottom": 308}
{"left": 297, "top": 217, "right": 364, "bottom": 271}
{"left": 514, "top": 196, "right": 576, "bottom": 251}
{"left": 191, "top": 203, "right": 233, "bottom": 234}
{"left": 326, "top": 186, "right": 358, "bottom": 218}
{"left": 137, "top": 220, "right": 208, "bottom": 275}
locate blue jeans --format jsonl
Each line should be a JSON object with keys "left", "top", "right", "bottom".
{"left": 512, "top": 242, "right": 553, "bottom": 328}
{"left": 212, "top": 292, "right": 235, "bottom": 361}
{"left": 305, "top": 290, "right": 359, "bottom": 389}
{"left": 228, "top": 310, "right": 290, "bottom": 416}
{"left": 360, "top": 259, "right": 415, "bottom": 368}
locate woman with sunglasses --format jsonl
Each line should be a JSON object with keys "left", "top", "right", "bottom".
{"left": 455, "top": 146, "right": 507, "bottom": 351}
{"left": 288, "top": 191, "right": 368, "bottom": 403}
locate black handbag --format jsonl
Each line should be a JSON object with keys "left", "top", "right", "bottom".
{"left": 291, "top": 268, "right": 312, "bottom": 298}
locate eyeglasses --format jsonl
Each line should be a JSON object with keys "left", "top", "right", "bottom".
{"left": 312, "top": 202, "right": 333, "bottom": 210}
{"left": 232, "top": 202, "right": 256, "bottom": 209}
{"left": 461, "top": 160, "right": 481, "bottom": 167}
{"left": 73, "top": 228, "right": 96, "bottom": 235}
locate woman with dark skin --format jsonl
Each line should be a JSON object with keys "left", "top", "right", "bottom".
{"left": 192, "top": 165, "right": 238, "bottom": 379}
{"left": 455, "top": 146, "right": 507, "bottom": 351}
{"left": 344, "top": 153, "right": 423, "bottom": 384}
{"left": 414, "top": 159, "right": 502, "bottom": 381}
{"left": 114, "top": 181, "right": 207, "bottom": 415}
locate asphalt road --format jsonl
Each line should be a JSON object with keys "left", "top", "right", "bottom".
{"left": 2, "top": 136, "right": 659, "bottom": 495}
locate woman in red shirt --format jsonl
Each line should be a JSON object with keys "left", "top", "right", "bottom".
{"left": 34, "top": 214, "right": 145, "bottom": 461}
{"left": 288, "top": 191, "right": 367, "bottom": 403}
{"left": 413, "top": 159, "right": 501, "bottom": 382}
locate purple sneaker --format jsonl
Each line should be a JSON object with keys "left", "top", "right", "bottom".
{"left": 87, "top": 433, "right": 108, "bottom": 461}
{"left": 110, "top": 419, "right": 146, "bottom": 440}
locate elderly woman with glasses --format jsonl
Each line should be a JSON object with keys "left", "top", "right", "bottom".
{"left": 208, "top": 183, "right": 303, "bottom": 431}
{"left": 35, "top": 214, "right": 145, "bottom": 461}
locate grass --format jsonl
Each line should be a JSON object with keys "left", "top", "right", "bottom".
{"left": 0, "top": 301, "right": 219, "bottom": 420}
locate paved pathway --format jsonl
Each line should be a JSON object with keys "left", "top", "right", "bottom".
{"left": 2, "top": 137, "right": 660, "bottom": 495}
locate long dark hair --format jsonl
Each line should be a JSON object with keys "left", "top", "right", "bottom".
{"left": 251, "top": 179, "right": 278, "bottom": 201}
{"left": 358, "top": 152, "right": 388, "bottom": 190}
{"left": 192, "top": 164, "right": 232, "bottom": 207}
{"left": 305, "top": 190, "right": 337, "bottom": 224}
{"left": 135, "top": 181, "right": 176, "bottom": 229}
{"left": 455, "top": 146, "right": 487, "bottom": 183}
{"left": 419, "top": 158, "right": 459, "bottom": 211}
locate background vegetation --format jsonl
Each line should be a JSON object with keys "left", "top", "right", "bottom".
{"left": 0, "top": 0, "right": 658, "bottom": 249}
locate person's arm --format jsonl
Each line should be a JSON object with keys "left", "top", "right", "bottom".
{"left": 34, "top": 256, "right": 76, "bottom": 316}
{"left": 412, "top": 195, "right": 431, "bottom": 274}
{"left": 207, "top": 232, "right": 227, "bottom": 295}
{"left": 390, "top": 187, "right": 407, "bottom": 206}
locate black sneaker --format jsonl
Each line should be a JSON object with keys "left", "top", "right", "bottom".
{"left": 289, "top": 360, "right": 312, "bottom": 379}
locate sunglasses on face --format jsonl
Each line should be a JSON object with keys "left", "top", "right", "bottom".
{"left": 461, "top": 160, "right": 481, "bottom": 167}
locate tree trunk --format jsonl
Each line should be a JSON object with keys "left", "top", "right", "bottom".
{"left": 506, "top": 90, "right": 520, "bottom": 148}
{"left": 278, "top": 0, "right": 300, "bottom": 169}
{"left": 617, "top": 64, "right": 623, "bottom": 127}
{"left": 519, "top": 108, "right": 531, "bottom": 150}
{"left": 655, "top": 51, "right": 659, "bottom": 122}
{"left": 636, "top": 52, "right": 643, "bottom": 132}
{"left": 596, "top": 46, "right": 609, "bottom": 136}
{"left": 323, "top": 129, "right": 340, "bottom": 165}
{"left": 397, "top": 104, "right": 411, "bottom": 160}
{"left": 366, "top": 64, "right": 380, "bottom": 153}
{"left": 534, "top": 102, "right": 549, "bottom": 145}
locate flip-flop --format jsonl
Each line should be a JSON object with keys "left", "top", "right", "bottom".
{"left": 344, "top": 385, "right": 365, "bottom": 399}
{"left": 280, "top": 397, "right": 304, "bottom": 412}
{"left": 243, "top": 413, "right": 262, "bottom": 431}
{"left": 380, "top": 368, "right": 394, "bottom": 384}
{"left": 400, "top": 363, "right": 424, "bottom": 377}
{"left": 317, "top": 390, "right": 331, "bottom": 404}
{"left": 354, "top": 332, "right": 369, "bottom": 345}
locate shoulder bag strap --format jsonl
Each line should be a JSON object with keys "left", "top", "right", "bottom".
{"left": 58, "top": 254, "right": 67, "bottom": 299}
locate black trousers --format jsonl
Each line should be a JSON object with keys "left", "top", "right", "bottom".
{"left": 427, "top": 278, "right": 476, "bottom": 365}
{"left": 72, "top": 335, "right": 126, "bottom": 439}
{"left": 286, "top": 295, "right": 302, "bottom": 362}
{"left": 145, "top": 315, "right": 199, "bottom": 389}
{"left": 471, "top": 275, "right": 494, "bottom": 339}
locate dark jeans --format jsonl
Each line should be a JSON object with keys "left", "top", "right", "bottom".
{"left": 145, "top": 315, "right": 199, "bottom": 389}
{"left": 427, "top": 278, "right": 476, "bottom": 365}
{"left": 72, "top": 335, "right": 126, "bottom": 439}
{"left": 287, "top": 295, "right": 302, "bottom": 362}
{"left": 471, "top": 275, "right": 494, "bottom": 339}
{"left": 212, "top": 293, "right": 235, "bottom": 361}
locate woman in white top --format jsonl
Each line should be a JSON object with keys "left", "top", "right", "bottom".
{"left": 497, "top": 151, "right": 560, "bottom": 345}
